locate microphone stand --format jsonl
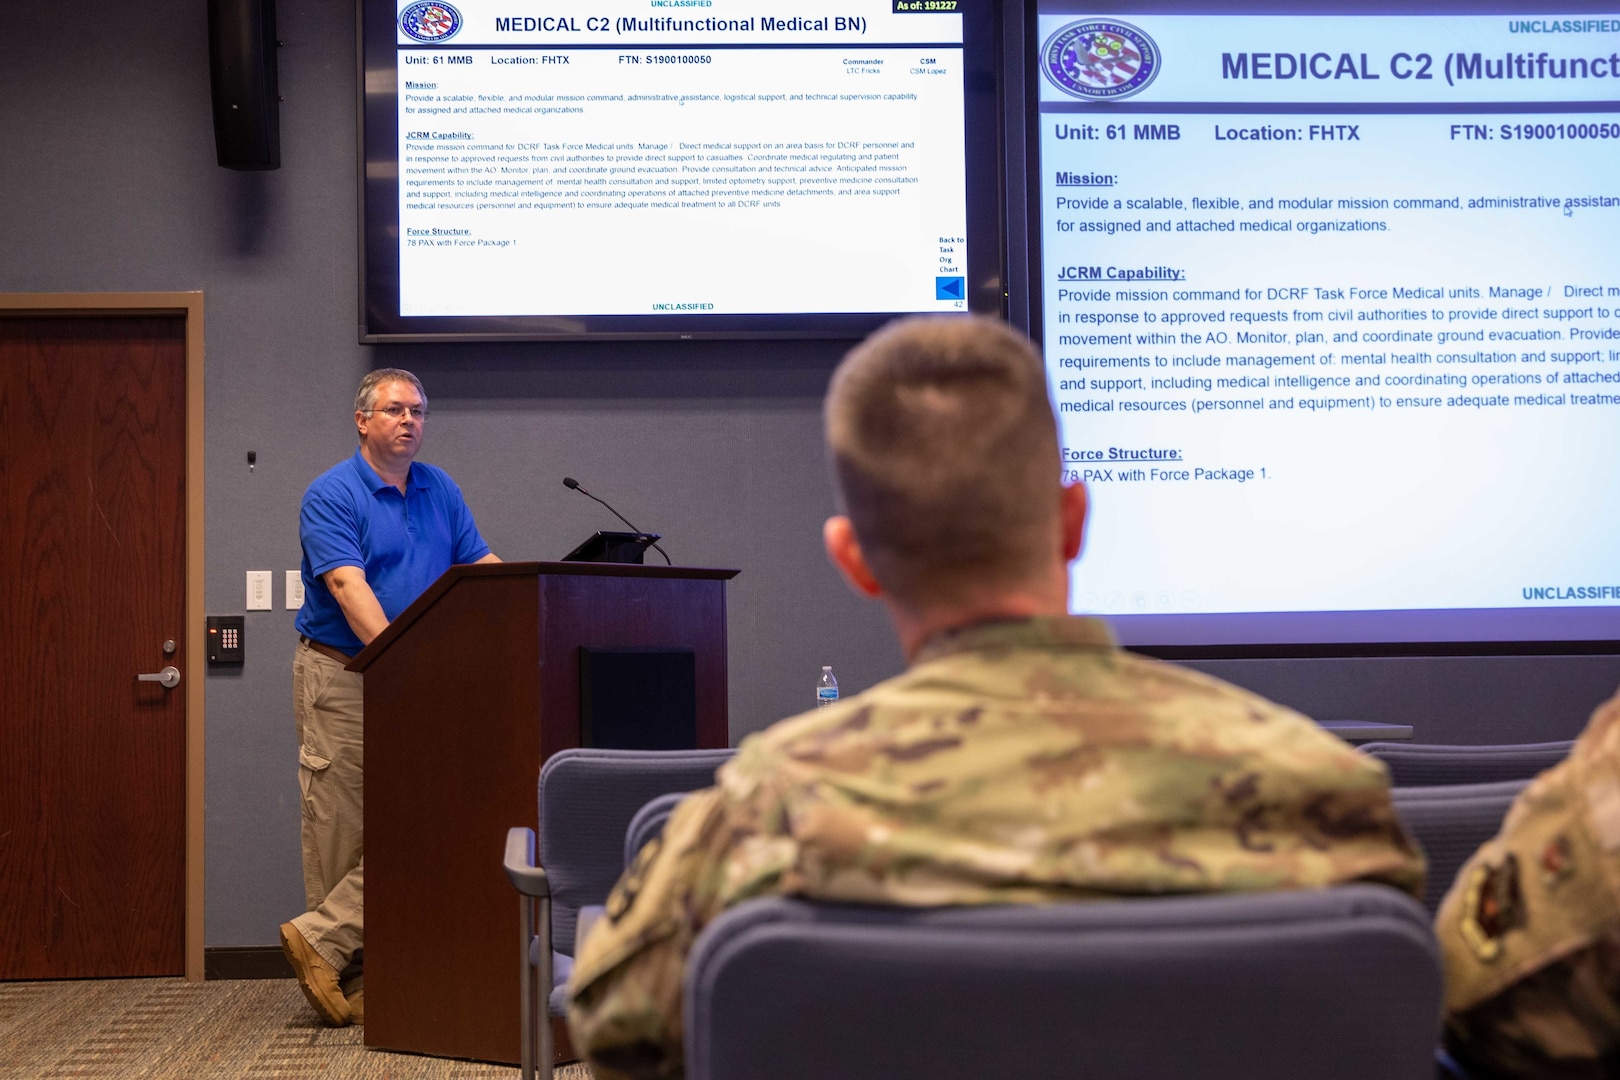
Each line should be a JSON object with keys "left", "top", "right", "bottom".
{"left": 563, "top": 479, "right": 672, "bottom": 565}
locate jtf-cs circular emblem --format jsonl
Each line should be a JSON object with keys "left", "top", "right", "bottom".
{"left": 399, "top": 1, "right": 463, "bottom": 43}
{"left": 1042, "top": 21, "right": 1160, "bottom": 101}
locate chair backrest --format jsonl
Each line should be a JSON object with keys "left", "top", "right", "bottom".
{"left": 539, "top": 747, "right": 734, "bottom": 954}
{"left": 625, "top": 791, "right": 688, "bottom": 866}
{"left": 1393, "top": 778, "right": 1529, "bottom": 915}
{"left": 1362, "top": 740, "right": 1572, "bottom": 786}
{"left": 685, "top": 885, "right": 1442, "bottom": 1080}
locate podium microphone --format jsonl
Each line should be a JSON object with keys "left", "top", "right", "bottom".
{"left": 562, "top": 477, "right": 672, "bottom": 565}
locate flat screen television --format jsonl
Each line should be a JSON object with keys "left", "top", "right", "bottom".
{"left": 360, "top": 0, "right": 1005, "bottom": 340}
{"left": 1022, "top": 0, "right": 1620, "bottom": 653}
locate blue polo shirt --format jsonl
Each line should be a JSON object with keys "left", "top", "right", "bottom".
{"left": 295, "top": 448, "right": 491, "bottom": 653}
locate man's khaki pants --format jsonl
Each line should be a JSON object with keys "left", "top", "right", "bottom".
{"left": 290, "top": 640, "right": 364, "bottom": 976}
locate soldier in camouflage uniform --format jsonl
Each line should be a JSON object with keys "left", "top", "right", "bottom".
{"left": 568, "top": 315, "right": 1425, "bottom": 1080}
{"left": 1438, "top": 690, "right": 1620, "bottom": 1077}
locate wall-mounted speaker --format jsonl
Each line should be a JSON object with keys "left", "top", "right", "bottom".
{"left": 207, "top": 0, "right": 280, "bottom": 170}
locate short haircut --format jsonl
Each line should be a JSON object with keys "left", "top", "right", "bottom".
{"left": 825, "top": 316, "right": 1061, "bottom": 606}
{"left": 354, "top": 368, "right": 428, "bottom": 416}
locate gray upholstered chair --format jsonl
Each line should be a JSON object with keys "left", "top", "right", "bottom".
{"left": 684, "top": 885, "right": 1443, "bottom": 1080}
{"left": 1362, "top": 740, "right": 1572, "bottom": 786}
{"left": 1393, "top": 778, "right": 1529, "bottom": 914}
{"left": 503, "top": 747, "right": 734, "bottom": 1080}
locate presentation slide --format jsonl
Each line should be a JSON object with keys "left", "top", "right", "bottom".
{"left": 1034, "top": 5, "right": 1620, "bottom": 645}
{"left": 386, "top": 0, "right": 973, "bottom": 322}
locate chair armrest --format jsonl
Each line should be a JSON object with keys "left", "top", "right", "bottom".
{"left": 504, "top": 826, "right": 551, "bottom": 898}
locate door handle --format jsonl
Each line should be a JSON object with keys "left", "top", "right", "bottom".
{"left": 137, "top": 666, "right": 182, "bottom": 689}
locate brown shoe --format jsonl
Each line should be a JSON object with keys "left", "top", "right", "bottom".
{"left": 345, "top": 987, "right": 364, "bottom": 1024}
{"left": 280, "top": 922, "right": 352, "bottom": 1026}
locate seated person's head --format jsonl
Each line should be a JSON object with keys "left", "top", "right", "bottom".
{"left": 823, "top": 316, "right": 1087, "bottom": 653}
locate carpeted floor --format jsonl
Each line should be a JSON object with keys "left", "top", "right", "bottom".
{"left": 0, "top": 978, "right": 595, "bottom": 1079}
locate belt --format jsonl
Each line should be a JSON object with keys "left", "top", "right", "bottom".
{"left": 299, "top": 635, "right": 355, "bottom": 665}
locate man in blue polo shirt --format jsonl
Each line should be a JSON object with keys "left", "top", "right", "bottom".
{"left": 281, "top": 368, "right": 499, "bottom": 1026}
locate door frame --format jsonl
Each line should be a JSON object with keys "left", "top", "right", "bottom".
{"left": 0, "top": 292, "right": 206, "bottom": 981}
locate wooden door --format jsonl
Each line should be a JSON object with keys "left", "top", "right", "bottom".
{"left": 0, "top": 315, "right": 188, "bottom": 978}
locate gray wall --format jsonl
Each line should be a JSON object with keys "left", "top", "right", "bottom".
{"left": 5, "top": 2, "right": 1617, "bottom": 949}
{"left": 5, "top": 1, "right": 899, "bottom": 948}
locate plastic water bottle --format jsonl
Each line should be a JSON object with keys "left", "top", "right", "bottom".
{"left": 816, "top": 666, "right": 839, "bottom": 708}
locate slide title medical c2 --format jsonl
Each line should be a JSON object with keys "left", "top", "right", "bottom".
{"left": 1221, "top": 49, "right": 1620, "bottom": 85}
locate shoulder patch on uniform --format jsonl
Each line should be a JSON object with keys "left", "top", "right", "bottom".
{"left": 1459, "top": 853, "right": 1524, "bottom": 962}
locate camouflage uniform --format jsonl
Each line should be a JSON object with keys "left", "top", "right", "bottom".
{"left": 1438, "top": 687, "right": 1620, "bottom": 1078}
{"left": 568, "top": 616, "right": 1425, "bottom": 1080}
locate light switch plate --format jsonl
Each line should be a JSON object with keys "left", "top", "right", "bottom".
{"left": 246, "top": 570, "right": 272, "bottom": 611}
{"left": 286, "top": 570, "right": 305, "bottom": 609}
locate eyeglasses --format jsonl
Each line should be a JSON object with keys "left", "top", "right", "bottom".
{"left": 368, "top": 404, "right": 430, "bottom": 421}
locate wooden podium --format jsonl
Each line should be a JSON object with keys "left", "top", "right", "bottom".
{"left": 349, "top": 561, "right": 737, "bottom": 1064}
